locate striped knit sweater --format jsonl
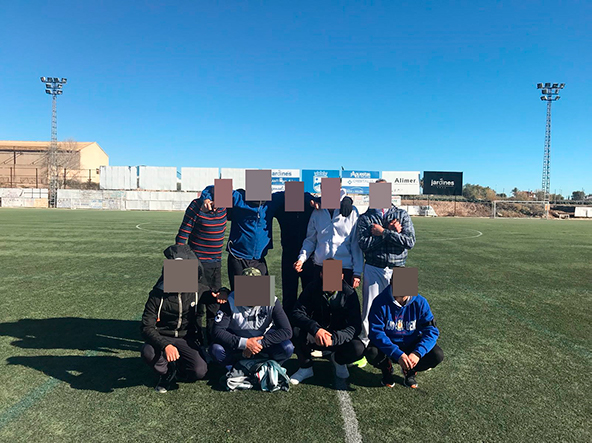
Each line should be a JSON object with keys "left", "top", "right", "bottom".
{"left": 175, "top": 198, "right": 227, "bottom": 263}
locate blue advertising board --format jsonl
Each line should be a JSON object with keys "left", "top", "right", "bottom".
{"left": 341, "top": 170, "right": 380, "bottom": 194}
{"left": 302, "top": 169, "right": 340, "bottom": 194}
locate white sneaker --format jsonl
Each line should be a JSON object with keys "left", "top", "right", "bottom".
{"left": 290, "top": 366, "right": 314, "bottom": 385}
{"left": 310, "top": 350, "right": 323, "bottom": 358}
{"left": 330, "top": 353, "right": 350, "bottom": 379}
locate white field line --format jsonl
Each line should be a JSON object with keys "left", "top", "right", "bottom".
{"left": 423, "top": 229, "right": 483, "bottom": 241}
{"left": 335, "top": 377, "right": 363, "bottom": 443}
{"left": 135, "top": 222, "right": 176, "bottom": 235}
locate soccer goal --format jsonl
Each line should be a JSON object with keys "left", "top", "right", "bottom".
{"left": 492, "top": 200, "right": 549, "bottom": 219}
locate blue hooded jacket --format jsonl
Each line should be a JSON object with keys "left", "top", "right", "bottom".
{"left": 368, "top": 286, "right": 439, "bottom": 361}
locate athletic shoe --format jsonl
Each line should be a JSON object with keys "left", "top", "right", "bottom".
{"left": 155, "top": 363, "right": 177, "bottom": 393}
{"left": 348, "top": 356, "right": 368, "bottom": 368}
{"left": 290, "top": 366, "right": 314, "bottom": 385}
{"left": 402, "top": 370, "right": 418, "bottom": 389}
{"left": 310, "top": 350, "right": 323, "bottom": 358}
{"left": 330, "top": 353, "right": 350, "bottom": 379}
{"left": 381, "top": 360, "right": 396, "bottom": 388}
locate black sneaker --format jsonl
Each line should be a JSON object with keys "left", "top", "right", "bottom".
{"left": 403, "top": 370, "right": 418, "bottom": 389}
{"left": 155, "top": 363, "right": 177, "bottom": 393}
{"left": 380, "top": 360, "right": 396, "bottom": 388}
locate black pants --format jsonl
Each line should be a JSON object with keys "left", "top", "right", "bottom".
{"left": 312, "top": 264, "right": 354, "bottom": 288}
{"left": 292, "top": 326, "right": 365, "bottom": 368}
{"left": 197, "top": 262, "right": 222, "bottom": 344}
{"left": 366, "top": 343, "right": 444, "bottom": 374}
{"left": 227, "top": 253, "right": 268, "bottom": 291}
{"left": 281, "top": 252, "right": 315, "bottom": 317}
{"left": 140, "top": 336, "right": 208, "bottom": 381}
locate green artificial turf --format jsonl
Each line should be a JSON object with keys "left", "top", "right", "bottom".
{"left": 0, "top": 209, "right": 590, "bottom": 442}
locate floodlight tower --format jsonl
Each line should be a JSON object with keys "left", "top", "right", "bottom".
{"left": 40, "top": 76, "right": 67, "bottom": 207}
{"left": 536, "top": 82, "right": 564, "bottom": 208}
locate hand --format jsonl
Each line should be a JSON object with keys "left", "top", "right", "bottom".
{"left": 352, "top": 277, "right": 361, "bottom": 289}
{"left": 293, "top": 260, "right": 304, "bottom": 272}
{"left": 245, "top": 336, "right": 263, "bottom": 355}
{"left": 164, "top": 344, "right": 180, "bottom": 362}
{"left": 408, "top": 352, "right": 420, "bottom": 369}
{"left": 201, "top": 199, "right": 214, "bottom": 212}
{"left": 371, "top": 223, "right": 384, "bottom": 236}
{"left": 310, "top": 200, "right": 321, "bottom": 210}
{"left": 314, "top": 329, "right": 332, "bottom": 347}
{"left": 398, "top": 353, "right": 413, "bottom": 372}
{"left": 388, "top": 219, "right": 402, "bottom": 233}
{"left": 242, "top": 348, "right": 253, "bottom": 358}
{"left": 213, "top": 288, "right": 229, "bottom": 304}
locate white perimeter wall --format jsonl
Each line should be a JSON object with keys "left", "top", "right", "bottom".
{"left": 181, "top": 167, "right": 219, "bottom": 191}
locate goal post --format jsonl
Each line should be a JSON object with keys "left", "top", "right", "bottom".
{"left": 492, "top": 200, "right": 548, "bottom": 219}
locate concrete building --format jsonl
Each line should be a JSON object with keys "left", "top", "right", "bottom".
{"left": 0, "top": 141, "right": 108, "bottom": 188}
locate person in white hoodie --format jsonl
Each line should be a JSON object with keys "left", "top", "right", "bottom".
{"left": 293, "top": 189, "right": 364, "bottom": 289}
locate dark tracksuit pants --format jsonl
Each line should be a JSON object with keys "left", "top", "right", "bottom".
{"left": 197, "top": 261, "right": 222, "bottom": 344}
{"left": 227, "top": 253, "right": 268, "bottom": 291}
{"left": 281, "top": 249, "right": 315, "bottom": 318}
{"left": 209, "top": 339, "right": 294, "bottom": 367}
{"left": 365, "top": 343, "right": 444, "bottom": 374}
{"left": 141, "top": 336, "right": 208, "bottom": 381}
{"left": 292, "top": 326, "right": 365, "bottom": 368}
{"left": 312, "top": 264, "right": 355, "bottom": 288}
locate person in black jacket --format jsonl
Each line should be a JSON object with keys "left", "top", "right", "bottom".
{"left": 289, "top": 266, "right": 365, "bottom": 385}
{"left": 140, "top": 245, "right": 211, "bottom": 393}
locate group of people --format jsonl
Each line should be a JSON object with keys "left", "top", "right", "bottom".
{"left": 140, "top": 179, "right": 444, "bottom": 393}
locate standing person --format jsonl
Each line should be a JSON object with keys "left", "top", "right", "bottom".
{"left": 290, "top": 265, "right": 364, "bottom": 384}
{"left": 293, "top": 189, "right": 363, "bottom": 289}
{"left": 199, "top": 185, "right": 317, "bottom": 291}
{"left": 210, "top": 267, "right": 294, "bottom": 368}
{"left": 140, "top": 245, "right": 208, "bottom": 393}
{"left": 365, "top": 285, "right": 443, "bottom": 389}
{"left": 175, "top": 196, "right": 228, "bottom": 345}
{"left": 357, "top": 179, "right": 416, "bottom": 348}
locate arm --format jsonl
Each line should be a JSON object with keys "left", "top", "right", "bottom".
{"left": 383, "top": 211, "right": 416, "bottom": 250}
{"left": 291, "top": 285, "right": 322, "bottom": 335}
{"left": 412, "top": 299, "right": 439, "bottom": 357}
{"left": 298, "top": 213, "right": 318, "bottom": 262}
{"left": 331, "top": 292, "right": 362, "bottom": 347}
{"left": 368, "top": 303, "right": 404, "bottom": 362}
{"left": 349, "top": 210, "right": 364, "bottom": 277}
{"left": 211, "top": 303, "right": 243, "bottom": 350}
{"left": 357, "top": 213, "right": 384, "bottom": 252}
{"left": 175, "top": 199, "right": 200, "bottom": 245}
{"left": 140, "top": 292, "right": 173, "bottom": 352}
{"left": 201, "top": 186, "right": 246, "bottom": 210}
{"left": 261, "top": 299, "right": 293, "bottom": 347}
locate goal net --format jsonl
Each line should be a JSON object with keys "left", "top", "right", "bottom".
{"left": 492, "top": 201, "right": 548, "bottom": 219}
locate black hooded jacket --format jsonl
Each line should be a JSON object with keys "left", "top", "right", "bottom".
{"left": 291, "top": 277, "right": 362, "bottom": 347}
{"left": 140, "top": 245, "right": 205, "bottom": 352}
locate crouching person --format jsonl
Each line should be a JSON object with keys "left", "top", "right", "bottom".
{"left": 290, "top": 270, "right": 365, "bottom": 384}
{"left": 140, "top": 245, "right": 209, "bottom": 393}
{"left": 365, "top": 285, "right": 444, "bottom": 389}
{"left": 210, "top": 267, "right": 294, "bottom": 369}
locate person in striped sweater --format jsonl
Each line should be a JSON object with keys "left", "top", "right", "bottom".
{"left": 175, "top": 197, "right": 230, "bottom": 345}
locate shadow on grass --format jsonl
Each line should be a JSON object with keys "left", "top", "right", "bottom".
{"left": 1, "top": 317, "right": 153, "bottom": 393}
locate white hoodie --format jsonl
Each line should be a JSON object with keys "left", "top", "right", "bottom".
{"left": 298, "top": 191, "right": 364, "bottom": 276}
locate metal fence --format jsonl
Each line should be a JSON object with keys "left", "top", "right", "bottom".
{"left": 0, "top": 168, "right": 100, "bottom": 189}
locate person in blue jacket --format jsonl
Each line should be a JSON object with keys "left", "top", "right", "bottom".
{"left": 365, "top": 286, "right": 444, "bottom": 389}
{"left": 200, "top": 185, "right": 318, "bottom": 291}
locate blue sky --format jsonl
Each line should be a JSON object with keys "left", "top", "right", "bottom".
{"left": 1, "top": 1, "right": 590, "bottom": 196}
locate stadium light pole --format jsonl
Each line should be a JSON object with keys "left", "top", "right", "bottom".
{"left": 536, "top": 82, "right": 564, "bottom": 217}
{"left": 40, "top": 76, "right": 67, "bottom": 208}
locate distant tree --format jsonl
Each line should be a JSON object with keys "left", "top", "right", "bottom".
{"left": 463, "top": 183, "right": 498, "bottom": 201}
{"left": 512, "top": 187, "right": 519, "bottom": 198}
{"left": 549, "top": 193, "right": 564, "bottom": 202}
{"left": 572, "top": 191, "right": 585, "bottom": 201}
{"left": 497, "top": 193, "right": 507, "bottom": 198}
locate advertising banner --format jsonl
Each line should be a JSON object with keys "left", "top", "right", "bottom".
{"left": 422, "top": 171, "right": 463, "bottom": 196}
{"left": 341, "top": 170, "right": 380, "bottom": 195}
{"left": 271, "top": 169, "right": 300, "bottom": 193}
{"left": 381, "top": 171, "right": 421, "bottom": 195}
{"left": 302, "top": 169, "right": 340, "bottom": 194}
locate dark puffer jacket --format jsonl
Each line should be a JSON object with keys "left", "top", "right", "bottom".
{"left": 141, "top": 245, "right": 204, "bottom": 352}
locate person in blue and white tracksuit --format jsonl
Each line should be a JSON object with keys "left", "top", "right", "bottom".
{"left": 365, "top": 285, "right": 444, "bottom": 389}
